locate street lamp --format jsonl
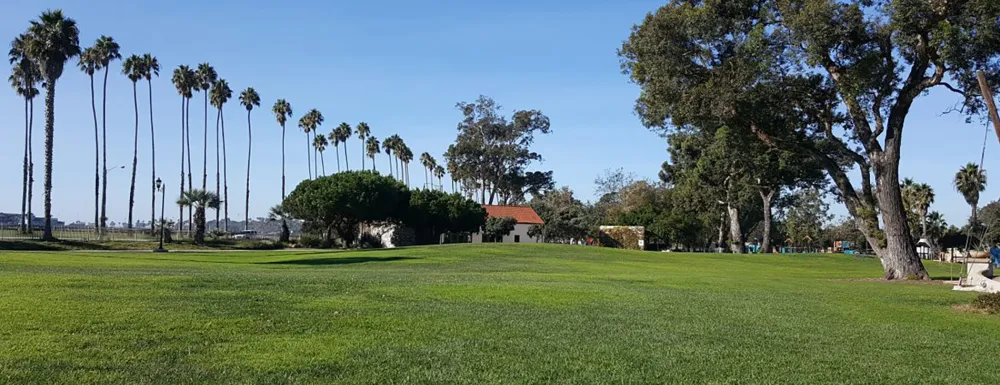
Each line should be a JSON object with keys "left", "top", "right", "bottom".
{"left": 153, "top": 178, "right": 168, "bottom": 253}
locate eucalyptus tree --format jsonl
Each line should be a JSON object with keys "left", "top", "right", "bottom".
{"left": 272, "top": 99, "right": 293, "bottom": 241}
{"left": 94, "top": 35, "right": 120, "bottom": 234}
{"left": 209, "top": 79, "right": 232, "bottom": 230}
{"left": 21, "top": 10, "right": 81, "bottom": 240}
{"left": 239, "top": 87, "right": 260, "bottom": 230}
{"left": 365, "top": 136, "right": 380, "bottom": 172}
{"left": 122, "top": 54, "right": 143, "bottom": 228}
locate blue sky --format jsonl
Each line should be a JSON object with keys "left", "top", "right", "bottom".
{"left": 0, "top": 0, "right": 995, "bottom": 227}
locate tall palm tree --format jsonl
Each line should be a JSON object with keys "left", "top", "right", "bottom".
{"left": 78, "top": 46, "right": 101, "bottom": 231}
{"left": 337, "top": 122, "right": 352, "bottom": 171}
{"left": 298, "top": 114, "right": 314, "bottom": 179}
{"left": 400, "top": 145, "right": 413, "bottom": 186}
{"left": 331, "top": 125, "right": 342, "bottom": 173}
{"left": 313, "top": 134, "right": 329, "bottom": 176}
{"left": 420, "top": 152, "right": 433, "bottom": 188}
{"left": 22, "top": 10, "right": 81, "bottom": 240}
{"left": 356, "top": 122, "right": 370, "bottom": 170}
{"left": 171, "top": 65, "right": 194, "bottom": 233}
{"left": 9, "top": 35, "right": 41, "bottom": 233}
{"left": 142, "top": 54, "right": 160, "bottom": 230}
{"left": 955, "top": 163, "right": 987, "bottom": 226}
{"left": 209, "top": 79, "right": 232, "bottom": 231}
{"left": 195, "top": 63, "right": 217, "bottom": 190}
{"left": 912, "top": 183, "right": 934, "bottom": 239}
{"left": 271, "top": 99, "right": 293, "bottom": 242}
{"left": 366, "top": 136, "right": 380, "bottom": 172}
{"left": 306, "top": 109, "right": 324, "bottom": 176}
{"left": 434, "top": 165, "right": 445, "bottom": 191}
{"left": 94, "top": 36, "right": 120, "bottom": 235}
{"left": 382, "top": 135, "right": 396, "bottom": 179}
{"left": 239, "top": 87, "right": 260, "bottom": 231}
{"left": 122, "top": 54, "right": 142, "bottom": 229}
{"left": 176, "top": 189, "right": 220, "bottom": 245}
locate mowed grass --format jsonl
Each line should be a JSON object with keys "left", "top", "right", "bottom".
{"left": 0, "top": 244, "right": 996, "bottom": 384}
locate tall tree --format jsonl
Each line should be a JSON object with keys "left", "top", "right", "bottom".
{"left": 444, "top": 96, "right": 552, "bottom": 205}
{"left": 195, "top": 63, "right": 217, "bottom": 191}
{"left": 434, "top": 165, "right": 445, "bottom": 191}
{"left": 382, "top": 135, "right": 398, "bottom": 179}
{"left": 172, "top": 65, "right": 194, "bottom": 233}
{"left": 298, "top": 113, "right": 313, "bottom": 179}
{"left": 420, "top": 152, "right": 434, "bottom": 189}
{"left": 9, "top": 34, "right": 41, "bottom": 233}
{"left": 337, "top": 122, "right": 352, "bottom": 171}
{"left": 239, "top": 87, "right": 260, "bottom": 230}
{"left": 21, "top": 10, "right": 81, "bottom": 240}
{"left": 955, "top": 163, "right": 987, "bottom": 226}
{"left": 272, "top": 99, "right": 293, "bottom": 242}
{"left": 313, "top": 134, "right": 329, "bottom": 176}
{"left": 301, "top": 109, "right": 324, "bottom": 178}
{"left": 618, "top": 0, "right": 1000, "bottom": 278}
{"left": 122, "top": 54, "right": 142, "bottom": 229}
{"left": 79, "top": 46, "right": 101, "bottom": 231}
{"left": 94, "top": 36, "right": 120, "bottom": 234}
{"left": 209, "top": 79, "right": 233, "bottom": 231}
{"left": 399, "top": 143, "right": 413, "bottom": 187}
{"left": 366, "top": 136, "right": 380, "bottom": 172}
{"left": 142, "top": 54, "right": 160, "bottom": 231}
{"left": 356, "top": 122, "right": 370, "bottom": 170}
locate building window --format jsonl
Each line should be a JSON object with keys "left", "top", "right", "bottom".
{"left": 514, "top": 235, "right": 521, "bottom": 243}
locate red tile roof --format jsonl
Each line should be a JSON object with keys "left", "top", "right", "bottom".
{"left": 482, "top": 205, "right": 544, "bottom": 225}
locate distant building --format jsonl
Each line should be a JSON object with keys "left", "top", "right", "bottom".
{"left": 0, "top": 213, "right": 64, "bottom": 228}
{"left": 472, "top": 205, "right": 545, "bottom": 244}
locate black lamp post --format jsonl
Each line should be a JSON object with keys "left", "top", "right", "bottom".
{"left": 153, "top": 178, "right": 168, "bottom": 253}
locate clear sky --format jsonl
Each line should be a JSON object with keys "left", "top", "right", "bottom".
{"left": 1, "top": 0, "right": 996, "bottom": 227}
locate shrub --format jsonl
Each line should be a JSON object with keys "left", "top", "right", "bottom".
{"left": 972, "top": 292, "right": 1000, "bottom": 314}
{"left": 236, "top": 240, "right": 284, "bottom": 250}
{"left": 297, "top": 235, "right": 325, "bottom": 249}
{"left": 358, "top": 233, "right": 385, "bottom": 249}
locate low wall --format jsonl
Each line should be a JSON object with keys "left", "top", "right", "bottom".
{"left": 954, "top": 262, "right": 1000, "bottom": 294}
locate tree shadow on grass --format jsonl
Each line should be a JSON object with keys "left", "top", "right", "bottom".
{"left": 0, "top": 240, "right": 111, "bottom": 251}
{"left": 262, "top": 256, "right": 417, "bottom": 266}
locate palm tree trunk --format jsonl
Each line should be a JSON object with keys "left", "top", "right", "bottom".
{"left": 90, "top": 73, "right": 100, "bottom": 232}
{"left": 425, "top": 168, "right": 429, "bottom": 189}
{"left": 335, "top": 144, "right": 341, "bottom": 172}
{"left": 360, "top": 140, "right": 365, "bottom": 170}
{"left": 194, "top": 206, "right": 206, "bottom": 245}
{"left": 344, "top": 144, "right": 349, "bottom": 171}
{"left": 280, "top": 123, "right": 289, "bottom": 243}
{"left": 305, "top": 133, "right": 312, "bottom": 179}
{"left": 100, "top": 66, "right": 111, "bottom": 235}
{"left": 312, "top": 131, "right": 318, "bottom": 178}
{"left": 203, "top": 92, "right": 208, "bottom": 190}
{"left": 222, "top": 108, "right": 229, "bottom": 232}
{"left": 41, "top": 79, "right": 56, "bottom": 241}
{"left": 27, "top": 98, "right": 35, "bottom": 233}
{"left": 128, "top": 81, "right": 139, "bottom": 229}
{"left": 320, "top": 150, "right": 326, "bottom": 176}
{"left": 20, "top": 97, "right": 29, "bottom": 233}
{"left": 148, "top": 79, "right": 156, "bottom": 233}
{"left": 179, "top": 97, "right": 185, "bottom": 234}
{"left": 245, "top": 110, "right": 252, "bottom": 231}
{"left": 215, "top": 107, "right": 221, "bottom": 229}
{"left": 371, "top": 155, "right": 376, "bottom": 172}
{"left": 186, "top": 97, "right": 194, "bottom": 235}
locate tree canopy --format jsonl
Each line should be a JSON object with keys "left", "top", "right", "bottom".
{"left": 405, "top": 189, "right": 487, "bottom": 245}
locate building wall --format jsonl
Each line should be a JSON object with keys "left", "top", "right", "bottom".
{"left": 471, "top": 223, "right": 539, "bottom": 244}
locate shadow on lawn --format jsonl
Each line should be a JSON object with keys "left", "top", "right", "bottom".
{"left": 263, "top": 256, "right": 417, "bottom": 266}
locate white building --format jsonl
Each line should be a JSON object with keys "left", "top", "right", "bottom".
{"left": 471, "top": 205, "right": 545, "bottom": 244}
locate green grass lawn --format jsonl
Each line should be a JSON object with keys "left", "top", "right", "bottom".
{"left": 0, "top": 244, "right": 995, "bottom": 384}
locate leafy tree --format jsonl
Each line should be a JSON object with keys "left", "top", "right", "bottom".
{"left": 283, "top": 171, "right": 409, "bottom": 247}
{"left": 619, "top": 0, "right": 1000, "bottom": 278}
{"left": 272, "top": 99, "right": 293, "bottom": 242}
{"left": 122, "top": 54, "right": 143, "bottom": 229}
{"left": 482, "top": 216, "right": 517, "bottom": 242}
{"left": 9, "top": 34, "right": 41, "bottom": 234}
{"left": 19, "top": 10, "right": 81, "bottom": 240}
{"left": 955, "top": 163, "right": 987, "bottom": 226}
{"left": 240, "top": 87, "right": 260, "bottom": 230}
{"left": 529, "top": 187, "right": 593, "bottom": 243}
{"left": 406, "top": 189, "right": 487, "bottom": 244}
{"left": 444, "top": 96, "right": 552, "bottom": 204}
{"left": 784, "top": 189, "right": 830, "bottom": 249}
{"left": 176, "top": 189, "right": 220, "bottom": 245}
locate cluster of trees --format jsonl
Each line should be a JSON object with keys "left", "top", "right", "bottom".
{"left": 8, "top": 10, "right": 550, "bottom": 244}
{"left": 619, "top": 0, "right": 1000, "bottom": 279}
{"left": 279, "top": 171, "right": 487, "bottom": 248}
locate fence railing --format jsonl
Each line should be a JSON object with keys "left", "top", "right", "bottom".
{"left": 0, "top": 225, "right": 295, "bottom": 242}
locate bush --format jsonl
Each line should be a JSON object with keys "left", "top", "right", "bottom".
{"left": 297, "top": 235, "right": 325, "bottom": 249}
{"left": 972, "top": 292, "right": 1000, "bottom": 314}
{"left": 358, "top": 233, "right": 385, "bottom": 249}
{"left": 236, "top": 240, "right": 284, "bottom": 250}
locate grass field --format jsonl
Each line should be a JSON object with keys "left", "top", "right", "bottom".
{"left": 1, "top": 244, "right": 996, "bottom": 384}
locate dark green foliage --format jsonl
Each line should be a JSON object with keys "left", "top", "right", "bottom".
{"left": 283, "top": 171, "right": 409, "bottom": 248}
{"left": 972, "top": 293, "right": 1000, "bottom": 314}
{"left": 482, "top": 216, "right": 516, "bottom": 242}
{"left": 529, "top": 187, "right": 593, "bottom": 243}
{"left": 405, "top": 189, "right": 486, "bottom": 245}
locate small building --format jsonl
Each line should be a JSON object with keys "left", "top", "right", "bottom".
{"left": 472, "top": 205, "right": 545, "bottom": 244}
